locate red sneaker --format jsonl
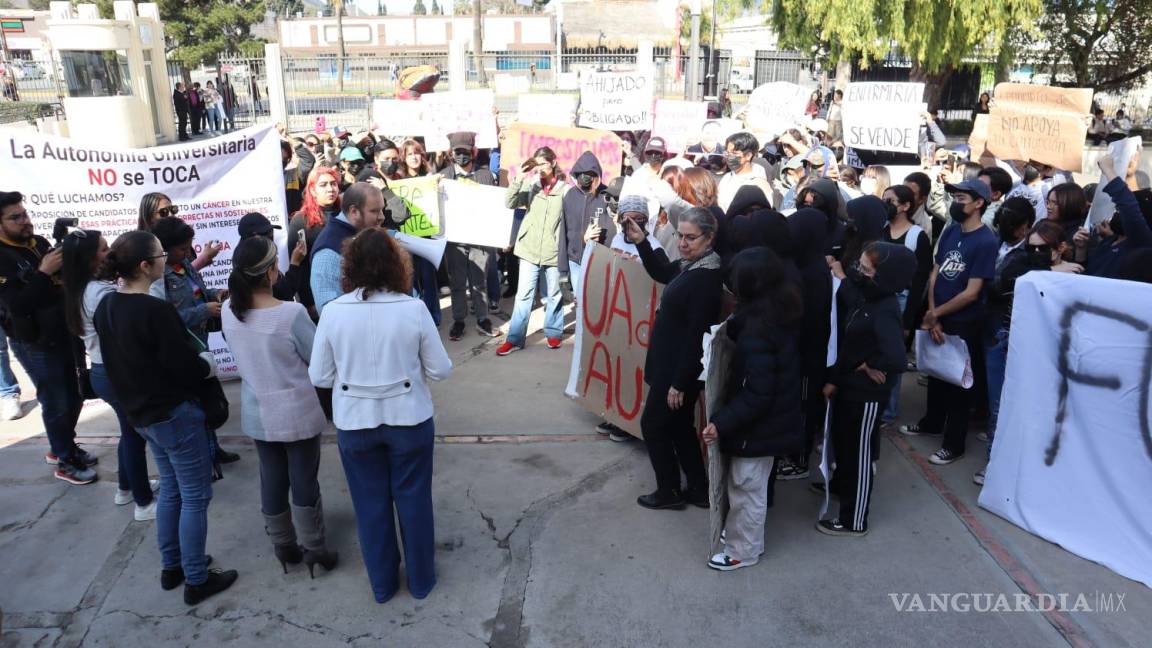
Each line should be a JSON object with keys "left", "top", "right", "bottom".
{"left": 495, "top": 341, "right": 521, "bottom": 356}
{"left": 546, "top": 337, "right": 562, "bottom": 349}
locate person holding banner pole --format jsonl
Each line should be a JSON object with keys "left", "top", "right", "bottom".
{"left": 497, "top": 147, "right": 569, "bottom": 356}
{"left": 621, "top": 207, "right": 723, "bottom": 510}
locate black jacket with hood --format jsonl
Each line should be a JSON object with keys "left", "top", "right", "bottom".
{"left": 828, "top": 242, "right": 915, "bottom": 402}
{"left": 806, "top": 178, "right": 848, "bottom": 259}
{"left": 558, "top": 152, "right": 616, "bottom": 274}
{"left": 788, "top": 208, "right": 832, "bottom": 376}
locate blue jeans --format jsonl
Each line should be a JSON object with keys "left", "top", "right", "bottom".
{"left": 881, "top": 290, "right": 909, "bottom": 423}
{"left": 9, "top": 339, "right": 80, "bottom": 461}
{"left": 984, "top": 327, "right": 1010, "bottom": 461}
{"left": 138, "top": 401, "right": 213, "bottom": 585}
{"left": 506, "top": 259, "right": 563, "bottom": 347}
{"left": 413, "top": 255, "right": 442, "bottom": 326}
{"left": 0, "top": 328, "right": 20, "bottom": 398}
{"left": 569, "top": 260, "right": 583, "bottom": 302}
{"left": 90, "top": 364, "right": 153, "bottom": 506}
{"left": 338, "top": 418, "right": 436, "bottom": 603}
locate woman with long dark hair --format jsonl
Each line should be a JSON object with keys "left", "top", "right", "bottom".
{"left": 287, "top": 167, "right": 342, "bottom": 316}
{"left": 310, "top": 228, "right": 452, "bottom": 603}
{"left": 61, "top": 229, "right": 157, "bottom": 520}
{"left": 94, "top": 230, "right": 238, "bottom": 605}
{"left": 222, "top": 236, "right": 336, "bottom": 577}
{"left": 701, "top": 246, "right": 804, "bottom": 570}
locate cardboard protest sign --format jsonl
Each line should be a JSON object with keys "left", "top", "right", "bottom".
{"left": 576, "top": 242, "right": 663, "bottom": 438}
{"left": 1085, "top": 136, "right": 1143, "bottom": 226}
{"left": 390, "top": 176, "right": 441, "bottom": 237}
{"left": 372, "top": 99, "right": 425, "bottom": 141}
{"left": 577, "top": 72, "right": 654, "bottom": 130}
{"left": 439, "top": 179, "right": 515, "bottom": 248}
{"left": 501, "top": 123, "right": 624, "bottom": 182}
{"left": 985, "top": 82, "right": 1092, "bottom": 171}
{"left": 652, "top": 99, "right": 708, "bottom": 153}
{"left": 517, "top": 94, "right": 578, "bottom": 127}
{"left": 419, "top": 89, "right": 498, "bottom": 152}
{"left": 842, "top": 82, "right": 926, "bottom": 154}
{"left": 0, "top": 124, "right": 288, "bottom": 379}
{"left": 741, "top": 81, "right": 810, "bottom": 138}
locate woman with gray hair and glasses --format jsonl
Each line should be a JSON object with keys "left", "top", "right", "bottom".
{"left": 620, "top": 205, "right": 724, "bottom": 510}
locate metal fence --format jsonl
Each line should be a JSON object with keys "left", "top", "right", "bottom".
{"left": 754, "top": 50, "right": 813, "bottom": 87}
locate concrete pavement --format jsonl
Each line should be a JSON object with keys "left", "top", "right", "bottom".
{"left": 0, "top": 296, "right": 1148, "bottom": 647}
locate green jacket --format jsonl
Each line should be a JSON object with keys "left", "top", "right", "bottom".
{"left": 506, "top": 177, "right": 569, "bottom": 267}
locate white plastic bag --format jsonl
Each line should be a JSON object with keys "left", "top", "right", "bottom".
{"left": 915, "top": 330, "right": 974, "bottom": 389}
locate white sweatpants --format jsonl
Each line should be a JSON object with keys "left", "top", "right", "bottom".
{"left": 724, "top": 455, "right": 775, "bottom": 561}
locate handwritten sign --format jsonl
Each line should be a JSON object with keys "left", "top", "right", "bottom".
{"left": 517, "top": 94, "right": 578, "bottom": 127}
{"left": 418, "top": 89, "right": 498, "bottom": 152}
{"left": 372, "top": 99, "right": 425, "bottom": 142}
{"left": 578, "top": 72, "right": 654, "bottom": 130}
{"left": 501, "top": 123, "right": 624, "bottom": 183}
{"left": 390, "top": 176, "right": 441, "bottom": 237}
{"left": 652, "top": 99, "right": 709, "bottom": 154}
{"left": 985, "top": 82, "right": 1092, "bottom": 171}
{"left": 842, "top": 82, "right": 926, "bottom": 154}
{"left": 577, "top": 242, "right": 663, "bottom": 438}
{"left": 439, "top": 179, "right": 515, "bottom": 248}
{"left": 741, "top": 81, "right": 810, "bottom": 138}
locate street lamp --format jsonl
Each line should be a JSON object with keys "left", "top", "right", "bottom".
{"left": 687, "top": 0, "right": 700, "bottom": 101}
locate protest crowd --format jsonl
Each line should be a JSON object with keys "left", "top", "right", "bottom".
{"left": 1, "top": 77, "right": 1150, "bottom": 607}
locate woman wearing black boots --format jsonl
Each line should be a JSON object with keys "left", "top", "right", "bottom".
{"left": 221, "top": 236, "right": 338, "bottom": 577}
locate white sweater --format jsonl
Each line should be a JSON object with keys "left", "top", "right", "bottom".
{"left": 309, "top": 289, "right": 452, "bottom": 430}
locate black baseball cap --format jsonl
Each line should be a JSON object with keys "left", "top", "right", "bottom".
{"left": 237, "top": 212, "right": 280, "bottom": 239}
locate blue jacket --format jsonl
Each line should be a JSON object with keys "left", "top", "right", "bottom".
{"left": 310, "top": 214, "right": 358, "bottom": 314}
{"left": 149, "top": 257, "right": 219, "bottom": 345}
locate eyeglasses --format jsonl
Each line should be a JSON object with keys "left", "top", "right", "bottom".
{"left": 674, "top": 232, "right": 706, "bottom": 243}
{"left": 146, "top": 253, "right": 168, "bottom": 261}
{"left": 3, "top": 211, "right": 30, "bottom": 223}
{"left": 155, "top": 206, "right": 179, "bottom": 218}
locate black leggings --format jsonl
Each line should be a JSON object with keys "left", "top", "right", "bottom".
{"left": 640, "top": 383, "right": 706, "bottom": 493}
{"left": 253, "top": 436, "right": 322, "bottom": 515}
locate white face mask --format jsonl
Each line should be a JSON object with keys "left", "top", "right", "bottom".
{"left": 860, "top": 177, "right": 878, "bottom": 195}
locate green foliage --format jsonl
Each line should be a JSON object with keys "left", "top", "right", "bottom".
{"left": 678, "top": 5, "right": 714, "bottom": 46}
{"left": 769, "top": 0, "right": 1042, "bottom": 73}
{"left": 94, "top": 0, "right": 266, "bottom": 68}
{"left": 1029, "top": 0, "right": 1152, "bottom": 90}
{"left": 413, "top": 0, "right": 428, "bottom": 14}
{"left": 431, "top": 0, "right": 441, "bottom": 13}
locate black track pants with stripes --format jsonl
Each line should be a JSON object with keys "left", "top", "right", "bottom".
{"left": 828, "top": 398, "right": 882, "bottom": 532}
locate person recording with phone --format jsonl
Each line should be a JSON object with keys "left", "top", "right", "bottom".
{"left": 237, "top": 212, "right": 309, "bottom": 303}
{"left": 0, "top": 191, "right": 98, "bottom": 485}
{"left": 558, "top": 151, "right": 616, "bottom": 299}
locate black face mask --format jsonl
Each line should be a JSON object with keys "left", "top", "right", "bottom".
{"left": 605, "top": 199, "right": 619, "bottom": 219}
{"left": 452, "top": 151, "right": 473, "bottom": 167}
{"left": 380, "top": 160, "right": 399, "bottom": 175}
{"left": 645, "top": 152, "right": 664, "bottom": 166}
{"left": 884, "top": 201, "right": 898, "bottom": 221}
{"left": 1025, "top": 244, "right": 1053, "bottom": 268}
{"left": 576, "top": 173, "right": 596, "bottom": 190}
{"left": 726, "top": 154, "right": 744, "bottom": 172}
{"left": 950, "top": 201, "right": 973, "bottom": 222}
{"left": 832, "top": 146, "right": 845, "bottom": 161}
{"left": 848, "top": 266, "right": 888, "bottom": 300}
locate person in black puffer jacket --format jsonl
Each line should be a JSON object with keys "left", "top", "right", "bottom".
{"left": 701, "top": 247, "right": 804, "bottom": 571}
{"left": 819, "top": 241, "right": 915, "bottom": 537}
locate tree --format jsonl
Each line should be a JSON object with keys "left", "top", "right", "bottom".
{"left": 95, "top": 0, "right": 265, "bottom": 70}
{"left": 768, "top": 0, "right": 1042, "bottom": 109}
{"left": 334, "top": 0, "right": 346, "bottom": 92}
{"left": 413, "top": 0, "right": 428, "bottom": 14}
{"left": 431, "top": 0, "right": 441, "bottom": 14}
{"left": 1029, "top": 0, "right": 1152, "bottom": 91}
{"left": 379, "top": 0, "right": 387, "bottom": 15}
{"left": 472, "top": 0, "right": 486, "bottom": 85}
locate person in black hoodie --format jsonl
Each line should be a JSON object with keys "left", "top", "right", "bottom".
{"left": 798, "top": 178, "right": 848, "bottom": 259}
{"left": 718, "top": 185, "right": 773, "bottom": 262}
{"left": 819, "top": 242, "right": 915, "bottom": 536}
{"left": 779, "top": 207, "right": 832, "bottom": 480}
{"left": 622, "top": 207, "right": 724, "bottom": 510}
{"left": 0, "top": 191, "right": 98, "bottom": 485}
{"left": 701, "top": 247, "right": 804, "bottom": 571}
{"left": 558, "top": 151, "right": 616, "bottom": 297}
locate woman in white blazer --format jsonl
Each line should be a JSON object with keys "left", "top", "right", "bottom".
{"left": 309, "top": 228, "right": 452, "bottom": 604}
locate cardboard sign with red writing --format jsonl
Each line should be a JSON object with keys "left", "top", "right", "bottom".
{"left": 576, "top": 243, "right": 663, "bottom": 438}
{"left": 502, "top": 123, "right": 624, "bottom": 182}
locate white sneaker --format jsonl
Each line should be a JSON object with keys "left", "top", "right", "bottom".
{"left": 0, "top": 395, "right": 22, "bottom": 421}
{"left": 114, "top": 479, "right": 160, "bottom": 506}
{"left": 707, "top": 552, "right": 758, "bottom": 571}
{"left": 134, "top": 500, "right": 157, "bottom": 522}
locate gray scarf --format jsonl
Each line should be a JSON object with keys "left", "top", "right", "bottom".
{"left": 680, "top": 249, "right": 722, "bottom": 273}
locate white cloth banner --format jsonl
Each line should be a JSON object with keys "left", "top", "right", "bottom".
{"left": 438, "top": 179, "right": 515, "bottom": 248}
{"left": 418, "top": 90, "right": 499, "bottom": 152}
{"left": 0, "top": 124, "right": 288, "bottom": 378}
{"left": 740, "top": 81, "right": 810, "bottom": 138}
{"left": 842, "top": 82, "right": 926, "bottom": 154}
{"left": 577, "top": 72, "right": 654, "bottom": 130}
{"left": 517, "top": 94, "right": 578, "bottom": 127}
{"left": 979, "top": 272, "right": 1152, "bottom": 587}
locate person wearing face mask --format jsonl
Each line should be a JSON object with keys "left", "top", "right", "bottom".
{"left": 374, "top": 139, "right": 404, "bottom": 181}
{"left": 718, "top": 132, "right": 767, "bottom": 212}
{"left": 976, "top": 166, "right": 1013, "bottom": 228}
{"left": 439, "top": 131, "right": 501, "bottom": 341}
{"left": 778, "top": 155, "right": 812, "bottom": 212}
{"left": 860, "top": 165, "right": 890, "bottom": 199}
{"left": 558, "top": 152, "right": 616, "bottom": 297}
{"left": 1077, "top": 155, "right": 1152, "bottom": 278}
{"left": 631, "top": 136, "right": 669, "bottom": 183}
{"left": 819, "top": 242, "right": 915, "bottom": 536}
{"left": 900, "top": 179, "right": 998, "bottom": 466}
{"left": 977, "top": 220, "right": 1082, "bottom": 485}
{"left": 338, "top": 147, "right": 367, "bottom": 191}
